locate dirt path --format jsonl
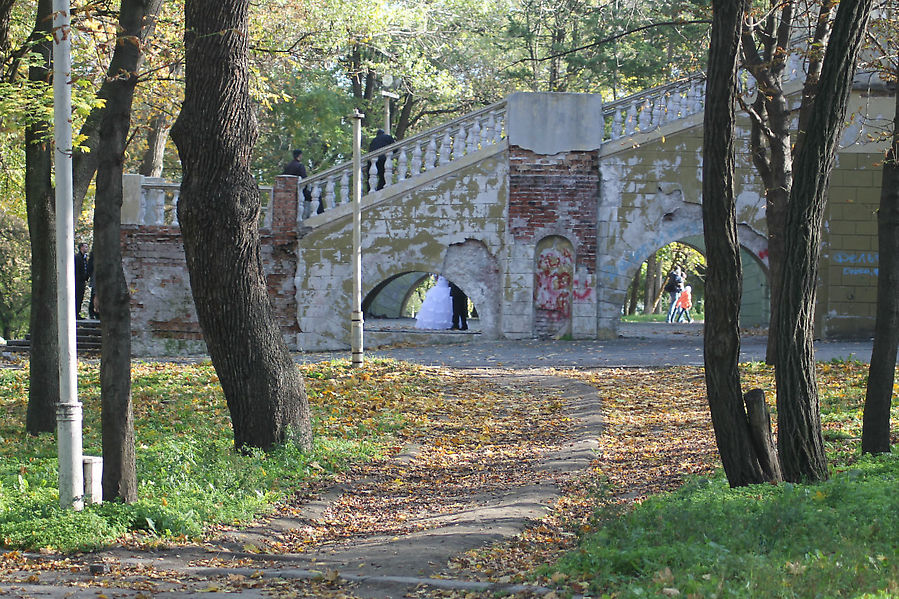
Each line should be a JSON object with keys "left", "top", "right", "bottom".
{"left": 0, "top": 369, "right": 602, "bottom": 598}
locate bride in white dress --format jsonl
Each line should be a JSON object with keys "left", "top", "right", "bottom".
{"left": 414, "top": 275, "right": 453, "bottom": 329}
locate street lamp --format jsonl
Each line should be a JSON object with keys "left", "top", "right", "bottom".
{"left": 351, "top": 110, "right": 364, "bottom": 367}
{"left": 52, "top": 0, "right": 84, "bottom": 510}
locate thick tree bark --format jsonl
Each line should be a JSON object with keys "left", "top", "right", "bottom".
{"left": 93, "top": 0, "right": 164, "bottom": 503}
{"left": 24, "top": 0, "right": 59, "bottom": 435}
{"left": 702, "top": 0, "right": 776, "bottom": 487}
{"left": 775, "top": 0, "right": 872, "bottom": 482}
{"left": 627, "top": 270, "right": 639, "bottom": 315}
{"left": 171, "top": 0, "right": 312, "bottom": 451}
{"left": 862, "top": 76, "right": 899, "bottom": 455}
{"left": 138, "top": 112, "right": 171, "bottom": 178}
{"left": 643, "top": 253, "right": 658, "bottom": 315}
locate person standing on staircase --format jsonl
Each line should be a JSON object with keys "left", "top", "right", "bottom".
{"left": 367, "top": 129, "right": 395, "bottom": 191}
{"left": 282, "top": 149, "right": 317, "bottom": 212}
{"left": 74, "top": 242, "right": 91, "bottom": 320}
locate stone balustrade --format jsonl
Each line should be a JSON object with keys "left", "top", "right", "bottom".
{"left": 122, "top": 175, "right": 274, "bottom": 227}
{"left": 295, "top": 101, "right": 507, "bottom": 220}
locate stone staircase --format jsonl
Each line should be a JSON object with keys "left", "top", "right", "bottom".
{"left": 3, "top": 320, "right": 102, "bottom": 355}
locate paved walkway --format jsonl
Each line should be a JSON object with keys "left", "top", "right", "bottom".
{"left": 297, "top": 321, "right": 875, "bottom": 368}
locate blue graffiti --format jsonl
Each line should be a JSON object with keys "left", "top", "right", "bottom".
{"left": 833, "top": 252, "right": 879, "bottom": 265}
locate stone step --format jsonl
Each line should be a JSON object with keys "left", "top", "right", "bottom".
{"left": 3, "top": 320, "right": 103, "bottom": 355}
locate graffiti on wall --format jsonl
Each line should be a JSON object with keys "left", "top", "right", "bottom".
{"left": 535, "top": 244, "right": 574, "bottom": 317}
{"left": 833, "top": 252, "right": 879, "bottom": 277}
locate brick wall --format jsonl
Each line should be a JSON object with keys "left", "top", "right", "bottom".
{"left": 509, "top": 147, "right": 599, "bottom": 272}
{"left": 121, "top": 177, "right": 301, "bottom": 355}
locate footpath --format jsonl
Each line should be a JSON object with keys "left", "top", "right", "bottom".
{"left": 0, "top": 326, "right": 873, "bottom": 598}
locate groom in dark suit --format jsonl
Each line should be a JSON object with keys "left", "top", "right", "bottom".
{"left": 449, "top": 282, "right": 468, "bottom": 330}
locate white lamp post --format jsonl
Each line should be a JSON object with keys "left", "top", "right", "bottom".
{"left": 351, "top": 110, "right": 364, "bottom": 367}
{"left": 52, "top": 0, "right": 84, "bottom": 510}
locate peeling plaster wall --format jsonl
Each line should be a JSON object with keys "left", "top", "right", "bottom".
{"left": 295, "top": 147, "right": 509, "bottom": 350}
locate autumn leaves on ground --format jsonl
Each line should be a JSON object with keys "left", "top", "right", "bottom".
{"left": 0, "top": 358, "right": 896, "bottom": 597}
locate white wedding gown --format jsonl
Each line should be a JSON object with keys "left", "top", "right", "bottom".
{"left": 414, "top": 276, "right": 453, "bottom": 330}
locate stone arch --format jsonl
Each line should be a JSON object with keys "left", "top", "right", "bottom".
{"left": 533, "top": 235, "right": 575, "bottom": 339}
{"left": 441, "top": 239, "right": 501, "bottom": 339}
{"left": 597, "top": 173, "right": 770, "bottom": 335}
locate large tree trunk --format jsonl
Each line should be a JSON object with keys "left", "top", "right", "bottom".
{"left": 24, "top": 0, "right": 59, "bottom": 435}
{"left": 774, "top": 0, "right": 872, "bottom": 482}
{"left": 93, "top": 0, "right": 164, "bottom": 503}
{"left": 138, "top": 113, "right": 171, "bottom": 178}
{"left": 171, "top": 0, "right": 312, "bottom": 451}
{"left": 702, "top": 0, "right": 777, "bottom": 487}
{"left": 862, "top": 74, "right": 899, "bottom": 455}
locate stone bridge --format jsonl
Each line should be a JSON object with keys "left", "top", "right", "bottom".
{"left": 121, "top": 68, "right": 893, "bottom": 355}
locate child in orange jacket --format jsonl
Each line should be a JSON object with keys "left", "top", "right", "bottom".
{"left": 674, "top": 285, "right": 693, "bottom": 323}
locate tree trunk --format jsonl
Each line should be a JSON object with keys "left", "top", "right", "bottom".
{"left": 775, "top": 0, "right": 872, "bottom": 482}
{"left": 138, "top": 113, "right": 171, "bottom": 178}
{"left": 702, "top": 0, "right": 776, "bottom": 487}
{"left": 627, "top": 269, "right": 640, "bottom": 315}
{"left": 24, "top": 0, "right": 59, "bottom": 435}
{"left": 862, "top": 74, "right": 899, "bottom": 455}
{"left": 93, "top": 0, "right": 163, "bottom": 503}
{"left": 643, "top": 253, "right": 657, "bottom": 315}
{"left": 171, "top": 0, "right": 312, "bottom": 452}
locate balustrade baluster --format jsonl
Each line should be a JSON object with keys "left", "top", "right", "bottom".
{"left": 425, "top": 135, "right": 437, "bottom": 168}
{"left": 172, "top": 190, "right": 180, "bottom": 225}
{"left": 368, "top": 159, "right": 378, "bottom": 192}
{"left": 625, "top": 103, "right": 638, "bottom": 135}
{"left": 340, "top": 171, "right": 349, "bottom": 204}
{"left": 468, "top": 119, "right": 479, "bottom": 153}
{"left": 300, "top": 185, "right": 311, "bottom": 220}
{"left": 448, "top": 125, "right": 461, "bottom": 161}
{"left": 412, "top": 141, "right": 423, "bottom": 175}
{"left": 397, "top": 147, "right": 408, "bottom": 181}
{"left": 612, "top": 109, "right": 623, "bottom": 139}
{"left": 439, "top": 130, "right": 452, "bottom": 165}
{"left": 638, "top": 99, "right": 651, "bottom": 130}
{"left": 486, "top": 113, "right": 497, "bottom": 144}
{"left": 325, "top": 175, "right": 335, "bottom": 210}
{"left": 311, "top": 184, "right": 322, "bottom": 215}
{"left": 384, "top": 153, "right": 394, "bottom": 187}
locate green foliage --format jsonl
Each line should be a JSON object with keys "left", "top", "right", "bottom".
{"left": 550, "top": 457, "right": 899, "bottom": 598}
{"left": 0, "top": 359, "right": 442, "bottom": 552}
{"left": 0, "top": 209, "right": 30, "bottom": 339}
{"left": 546, "top": 362, "right": 899, "bottom": 598}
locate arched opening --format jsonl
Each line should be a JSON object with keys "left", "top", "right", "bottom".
{"left": 534, "top": 235, "right": 575, "bottom": 339}
{"left": 362, "top": 271, "right": 479, "bottom": 331}
{"left": 619, "top": 236, "right": 770, "bottom": 328}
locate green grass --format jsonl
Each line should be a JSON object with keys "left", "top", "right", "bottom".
{"left": 0, "top": 358, "right": 441, "bottom": 552}
{"left": 545, "top": 361, "right": 899, "bottom": 598}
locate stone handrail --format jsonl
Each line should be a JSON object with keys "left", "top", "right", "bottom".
{"left": 122, "top": 175, "right": 274, "bottom": 227}
{"left": 295, "top": 101, "right": 507, "bottom": 220}
{"left": 602, "top": 75, "right": 708, "bottom": 141}
{"left": 601, "top": 48, "right": 805, "bottom": 141}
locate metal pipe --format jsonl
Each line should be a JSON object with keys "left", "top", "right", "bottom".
{"left": 52, "top": 0, "right": 84, "bottom": 510}
{"left": 351, "top": 111, "right": 364, "bottom": 367}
